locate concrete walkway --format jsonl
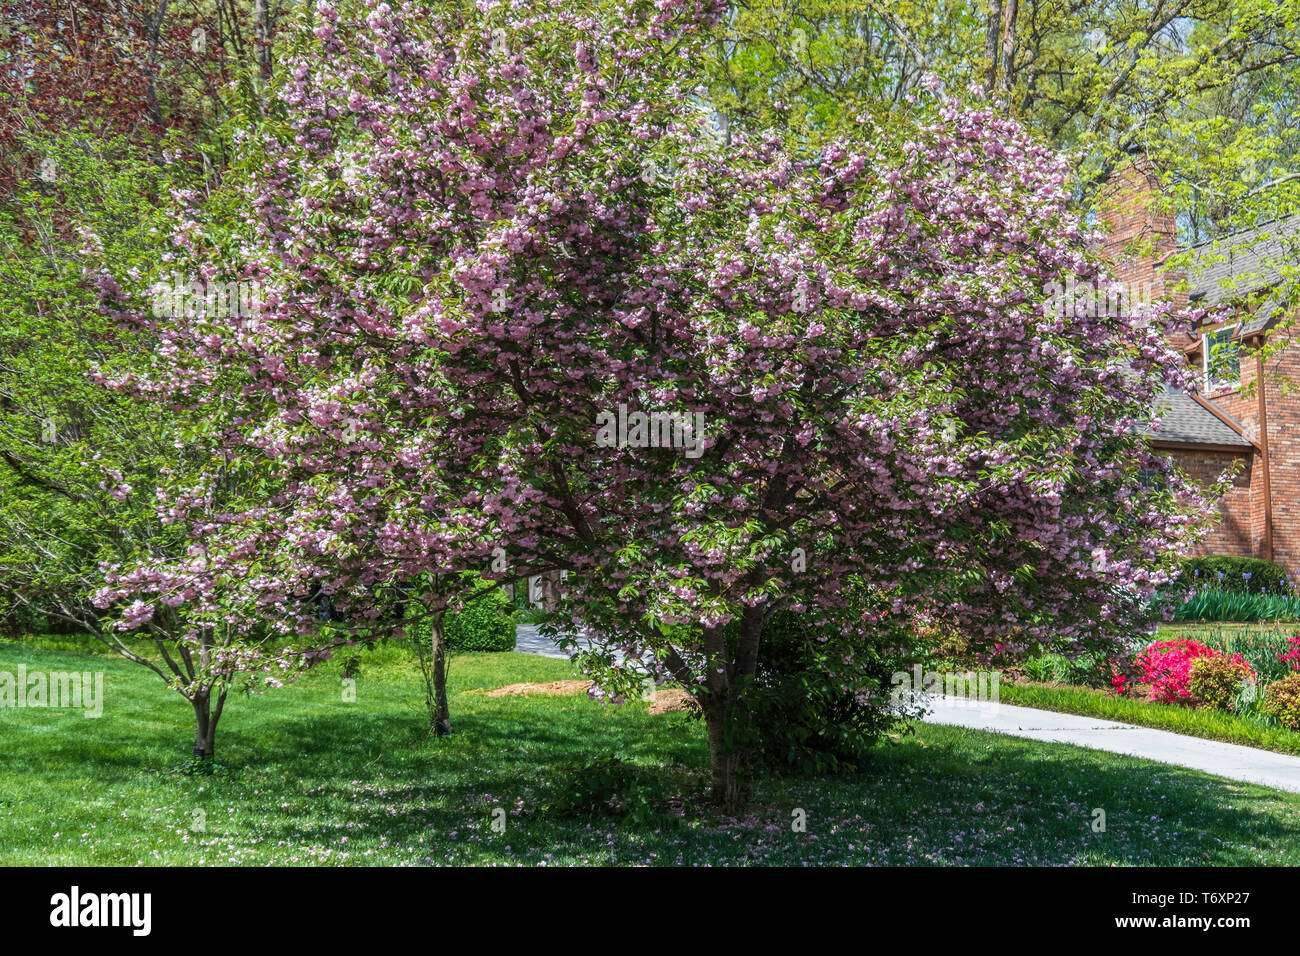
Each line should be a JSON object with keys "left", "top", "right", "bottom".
{"left": 921, "top": 696, "right": 1300, "bottom": 794}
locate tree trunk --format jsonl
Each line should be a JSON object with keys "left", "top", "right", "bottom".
{"left": 703, "top": 696, "right": 749, "bottom": 812}
{"left": 998, "top": 0, "right": 1018, "bottom": 93}
{"left": 430, "top": 611, "right": 451, "bottom": 736}
{"left": 144, "top": 0, "right": 169, "bottom": 127}
{"left": 190, "top": 686, "right": 226, "bottom": 758}
{"left": 984, "top": 0, "right": 1002, "bottom": 89}
{"left": 255, "top": 0, "right": 273, "bottom": 82}
{"left": 700, "top": 607, "right": 764, "bottom": 811}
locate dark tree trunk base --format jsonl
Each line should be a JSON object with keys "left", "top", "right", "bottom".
{"left": 704, "top": 699, "right": 752, "bottom": 813}
{"left": 190, "top": 686, "right": 226, "bottom": 761}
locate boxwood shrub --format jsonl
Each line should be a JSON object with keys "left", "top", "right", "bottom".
{"left": 445, "top": 581, "right": 517, "bottom": 652}
{"left": 1178, "top": 556, "right": 1291, "bottom": 595}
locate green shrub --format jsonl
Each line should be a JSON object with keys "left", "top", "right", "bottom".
{"left": 1263, "top": 673, "right": 1300, "bottom": 730}
{"left": 729, "top": 608, "right": 905, "bottom": 777}
{"left": 1022, "top": 649, "right": 1112, "bottom": 687}
{"left": 445, "top": 582, "right": 516, "bottom": 652}
{"left": 1188, "top": 654, "right": 1255, "bottom": 711}
{"left": 0, "top": 599, "right": 86, "bottom": 637}
{"left": 1232, "top": 683, "right": 1277, "bottom": 728}
{"left": 1178, "top": 556, "right": 1291, "bottom": 595}
{"left": 543, "top": 756, "right": 673, "bottom": 826}
{"left": 1022, "top": 652, "right": 1071, "bottom": 684}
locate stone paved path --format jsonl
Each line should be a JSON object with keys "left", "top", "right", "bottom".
{"left": 513, "top": 623, "right": 632, "bottom": 664}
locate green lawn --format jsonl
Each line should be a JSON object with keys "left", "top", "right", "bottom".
{"left": 2, "top": 638, "right": 1299, "bottom": 865}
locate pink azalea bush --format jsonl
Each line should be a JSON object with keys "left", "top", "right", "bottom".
{"left": 1279, "top": 633, "right": 1300, "bottom": 671}
{"left": 1124, "top": 638, "right": 1253, "bottom": 705}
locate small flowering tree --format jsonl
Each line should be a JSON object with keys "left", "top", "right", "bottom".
{"left": 0, "top": 137, "right": 344, "bottom": 759}
{"left": 108, "top": 0, "right": 1212, "bottom": 804}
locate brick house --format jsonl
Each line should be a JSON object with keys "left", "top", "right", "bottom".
{"left": 1100, "top": 161, "right": 1300, "bottom": 573}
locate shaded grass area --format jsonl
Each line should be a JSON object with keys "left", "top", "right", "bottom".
{"left": 998, "top": 681, "right": 1300, "bottom": 757}
{"left": 2, "top": 640, "right": 1299, "bottom": 865}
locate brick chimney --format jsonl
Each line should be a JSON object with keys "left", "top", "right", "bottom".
{"left": 1095, "top": 153, "right": 1188, "bottom": 342}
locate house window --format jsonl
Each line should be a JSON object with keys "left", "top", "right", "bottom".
{"left": 1137, "top": 467, "right": 1167, "bottom": 492}
{"left": 1202, "top": 324, "right": 1240, "bottom": 393}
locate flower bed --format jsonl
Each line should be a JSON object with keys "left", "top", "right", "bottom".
{"left": 1113, "top": 638, "right": 1249, "bottom": 703}
{"left": 1112, "top": 633, "right": 1300, "bottom": 724}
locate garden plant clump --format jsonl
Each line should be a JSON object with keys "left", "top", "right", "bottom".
{"left": 1108, "top": 632, "right": 1300, "bottom": 724}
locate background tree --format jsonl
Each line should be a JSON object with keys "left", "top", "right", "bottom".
{"left": 707, "top": 1, "right": 1300, "bottom": 228}
{"left": 0, "top": 0, "right": 300, "bottom": 754}
{"left": 0, "top": 0, "right": 287, "bottom": 198}
{"left": 709, "top": 0, "right": 1300, "bottom": 457}
{"left": 0, "top": 129, "right": 313, "bottom": 758}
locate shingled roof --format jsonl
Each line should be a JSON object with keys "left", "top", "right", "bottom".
{"left": 1137, "top": 204, "right": 1299, "bottom": 451}
{"left": 1186, "top": 214, "right": 1300, "bottom": 308}
{"left": 1143, "top": 388, "right": 1252, "bottom": 449}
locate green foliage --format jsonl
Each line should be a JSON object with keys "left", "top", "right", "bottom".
{"left": 730, "top": 608, "right": 905, "bottom": 777}
{"left": 1021, "top": 649, "right": 1112, "bottom": 687}
{"left": 543, "top": 756, "right": 675, "bottom": 827}
{"left": 1177, "top": 556, "right": 1292, "bottom": 595}
{"left": 707, "top": 0, "right": 1300, "bottom": 247}
{"left": 516, "top": 606, "right": 553, "bottom": 626}
{"left": 1263, "top": 673, "right": 1300, "bottom": 731}
{"left": 1162, "top": 623, "right": 1297, "bottom": 684}
{"left": 1021, "top": 654, "right": 1067, "bottom": 684}
{"left": 1216, "top": 629, "right": 1297, "bottom": 683}
{"left": 1168, "top": 556, "right": 1300, "bottom": 623}
{"left": 445, "top": 581, "right": 516, "bottom": 652}
{"left": 0, "top": 126, "right": 196, "bottom": 634}
{"left": 0, "top": 604, "right": 64, "bottom": 638}
{"left": 1172, "top": 588, "right": 1300, "bottom": 623}
{"left": 1231, "top": 684, "right": 1277, "bottom": 730}
{"left": 400, "top": 577, "right": 516, "bottom": 653}
{"left": 1188, "top": 655, "right": 1254, "bottom": 711}
{"left": 161, "top": 757, "right": 231, "bottom": 777}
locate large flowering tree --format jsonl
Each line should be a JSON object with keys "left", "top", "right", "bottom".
{"left": 106, "top": 0, "right": 1211, "bottom": 804}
